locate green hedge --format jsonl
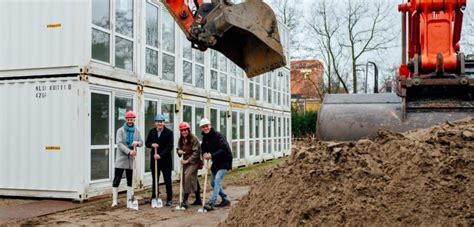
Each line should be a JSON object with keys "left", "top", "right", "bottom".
{"left": 291, "top": 107, "right": 317, "bottom": 137}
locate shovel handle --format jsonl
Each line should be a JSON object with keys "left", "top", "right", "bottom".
{"left": 154, "top": 147, "right": 158, "bottom": 197}
{"left": 201, "top": 160, "right": 210, "bottom": 210}
{"left": 178, "top": 156, "right": 184, "bottom": 205}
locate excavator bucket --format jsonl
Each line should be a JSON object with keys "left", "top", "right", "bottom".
{"left": 205, "top": 0, "right": 286, "bottom": 77}
{"left": 317, "top": 93, "right": 474, "bottom": 141}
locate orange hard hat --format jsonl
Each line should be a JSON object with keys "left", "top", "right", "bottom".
{"left": 179, "top": 122, "right": 190, "bottom": 130}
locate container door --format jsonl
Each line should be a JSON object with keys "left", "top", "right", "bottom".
{"left": 90, "top": 92, "right": 112, "bottom": 182}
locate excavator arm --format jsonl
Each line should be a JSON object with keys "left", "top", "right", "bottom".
{"left": 317, "top": 0, "right": 474, "bottom": 141}
{"left": 161, "top": 0, "right": 287, "bottom": 77}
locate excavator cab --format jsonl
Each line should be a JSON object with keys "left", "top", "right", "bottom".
{"left": 162, "top": 0, "right": 286, "bottom": 78}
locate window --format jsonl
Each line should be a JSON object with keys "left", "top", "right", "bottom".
{"left": 231, "top": 111, "right": 246, "bottom": 159}
{"left": 115, "top": 37, "right": 133, "bottom": 71}
{"left": 230, "top": 64, "right": 244, "bottom": 98}
{"left": 162, "top": 54, "right": 175, "bottom": 81}
{"left": 268, "top": 73, "right": 273, "bottom": 103}
{"left": 145, "top": 3, "right": 159, "bottom": 76}
{"left": 183, "top": 105, "right": 204, "bottom": 140}
{"left": 231, "top": 112, "right": 238, "bottom": 158}
{"left": 91, "top": 92, "right": 110, "bottom": 181}
{"left": 255, "top": 114, "right": 260, "bottom": 156}
{"left": 144, "top": 100, "right": 158, "bottom": 173}
{"left": 249, "top": 113, "right": 254, "bottom": 156}
{"left": 210, "top": 50, "right": 228, "bottom": 94}
{"left": 183, "top": 105, "right": 192, "bottom": 128}
{"left": 91, "top": 0, "right": 134, "bottom": 71}
{"left": 262, "top": 73, "right": 272, "bottom": 103}
{"left": 162, "top": 10, "right": 175, "bottom": 81}
{"left": 249, "top": 76, "right": 261, "bottom": 101}
{"left": 262, "top": 115, "right": 267, "bottom": 154}
{"left": 161, "top": 103, "right": 175, "bottom": 129}
{"left": 115, "top": 0, "right": 134, "bottom": 71}
{"left": 267, "top": 115, "right": 272, "bottom": 153}
{"left": 92, "top": 0, "right": 111, "bottom": 63}
{"left": 220, "top": 110, "right": 227, "bottom": 138}
{"left": 210, "top": 109, "right": 218, "bottom": 128}
{"left": 239, "top": 112, "right": 245, "bottom": 158}
{"left": 195, "top": 107, "right": 204, "bottom": 140}
{"left": 182, "top": 34, "right": 205, "bottom": 88}
{"left": 114, "top": 96, "right": 133, "bottom": 141}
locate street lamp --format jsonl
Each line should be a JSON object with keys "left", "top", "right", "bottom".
{"left": 365, "top": 61, "right": 379, "bottom": 94}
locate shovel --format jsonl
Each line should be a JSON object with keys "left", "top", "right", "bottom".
{"left": 128, "top": 146, "right": 139, "bottom": 211}
{"left": 175, "top": 156, "right": 186, "bottom": 210}
{"left": 151, "top": 147, "right": 163, "bottom": 208}
{"left": 198, "top": 160, "right": 210, "bottom": 213}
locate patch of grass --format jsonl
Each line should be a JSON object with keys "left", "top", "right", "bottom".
{"left": 228, "top": 157, "right": 288, "bottom": 176}
{"left": 225, "top": 157, "right": 288, "bottom": 186}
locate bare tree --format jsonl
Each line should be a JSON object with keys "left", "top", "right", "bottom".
{"left": 269, "top": 0, "right": 300, "bottom": 30}
{"left": 342, "top": 0, "right": 398, "bottom": 93}
{"left": 306, "top": 0, "right": 349, "bottom": 93}
{"left": 267, "top": 0, "right": 303, "bottom": 60}
{"left": 305, "top": 0, "right": 398, "bottom": 94}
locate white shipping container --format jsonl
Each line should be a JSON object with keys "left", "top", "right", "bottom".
{"left": 0, "top": 75, "right": 146, "bottom": 200}
{"left": 0, "top": 0, "right": 88, "bottom": 77}
{"left": 0, "top": 75, "right": 292, "bottom": 200}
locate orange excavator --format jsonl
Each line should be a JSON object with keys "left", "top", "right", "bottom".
{"left": 317, "top": 0, "right": 474, "bottom": 141}
{"left": 161, "top": 0, "right": 286, "bottom": 77}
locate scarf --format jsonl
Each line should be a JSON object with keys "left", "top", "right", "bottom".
{"left": 123, "top": 122, "right": 135, "bottom": 149}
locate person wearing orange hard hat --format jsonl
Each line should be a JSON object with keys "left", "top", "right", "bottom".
{"left": 112, "top": 110, "right": 143, "bottom": 208}
{"left": 176, "top": 122, "right": 203, "bottom": 209}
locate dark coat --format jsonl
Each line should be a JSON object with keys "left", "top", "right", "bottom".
{"left": 201, "top": 128, "right": 233, "bottom": 174}
{"left": 145, "top": 126, "right": 174, "bottom": 169}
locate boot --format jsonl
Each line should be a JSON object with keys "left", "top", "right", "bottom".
{"left": 203, "top": 202, "right": 214, "bottom": 211}
{"left": 181, "top": 193, "right": 190, "bottom": 209}
{"left": 111, "top": 187, "right": 118, "bottom": 207}
{"left": 191, "top": 190, "right": 202, "bottom": 205}
{"left": 126, "top": 186, "right": 133, "bottom": 208}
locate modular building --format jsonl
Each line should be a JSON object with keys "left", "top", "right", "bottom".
{"left": 0, "top": 0, "right": 291, "bottom": 200}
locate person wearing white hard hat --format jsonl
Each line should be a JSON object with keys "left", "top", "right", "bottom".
{"left": 199, "top": 118, "right": 233, "bottom": 211}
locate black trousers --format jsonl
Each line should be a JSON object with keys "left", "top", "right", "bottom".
{"left": 151, "top": 165, "right": 173, "bottom": 201}
{"left": 112, "top": 168, "right": 133, "bottom": 187}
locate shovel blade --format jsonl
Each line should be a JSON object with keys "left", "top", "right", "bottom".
{"left": 127, "top": 199, "right": 139, "bottom": 211}
{"left": 197, "top": 208, "right": 207, "bottom": 213}
{"left": 151, "top": 198, "right": 163, "bottom": 208}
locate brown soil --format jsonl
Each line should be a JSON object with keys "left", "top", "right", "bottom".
{"left": 225, "top": 118, "right": 474, "bottom": 226}
{"left": 16, "top": 186, "right": 250, "bottom": 226}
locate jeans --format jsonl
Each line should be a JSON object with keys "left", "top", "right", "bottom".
{"left": 210, "top": 169, "right": 229, "bottom": 205}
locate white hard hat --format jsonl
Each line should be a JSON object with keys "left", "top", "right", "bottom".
{"left": 199, "top": 118, "right": 211, "bottom": 127}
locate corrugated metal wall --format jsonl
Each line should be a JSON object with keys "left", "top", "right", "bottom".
{"left": 0, "top": 0, "right": 87, "bottom": 72}
{"left": 0, "top": 77, "right": 82, "bottom": 192}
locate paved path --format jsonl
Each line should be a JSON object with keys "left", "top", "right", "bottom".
{"left": 0, "top": 200, "right": 80, "bottom": 224}
{"left": 2, "top": 186, "right": 250, "bottom": 226}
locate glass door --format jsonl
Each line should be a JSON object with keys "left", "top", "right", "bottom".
{"left": 90, "top": 92, "right": 112, "bottom": 182}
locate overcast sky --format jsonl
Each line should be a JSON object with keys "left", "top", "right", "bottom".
{"left": 265, "top": 0, "right": 474, "bottom": 91}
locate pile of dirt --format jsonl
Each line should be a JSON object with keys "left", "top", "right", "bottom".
{"left": 225, "top": 118, "right": 474, "bottom": 226}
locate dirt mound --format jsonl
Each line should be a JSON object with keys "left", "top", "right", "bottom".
{"left": 224, "top": 118, "right": 474, "bottom": 226}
